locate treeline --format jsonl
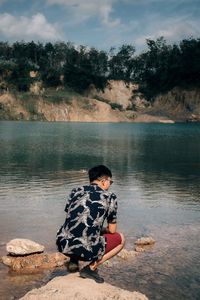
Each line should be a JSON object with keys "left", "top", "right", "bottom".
{"left": 0, "top": 41, "right": 135, "bottom": 93}
{"left": 0, "top": 37, "right": 200, "bottom": 99}
{"left": 133, "top": 37, "right": 200, "bottom": 99}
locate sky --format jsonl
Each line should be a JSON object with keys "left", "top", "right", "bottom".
{"left": 0, "top": 0, "right": 200, "bottom": 52}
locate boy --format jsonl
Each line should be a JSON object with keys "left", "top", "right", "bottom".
{"left": 56, "top": 165, "right": 125, "bottom": 283}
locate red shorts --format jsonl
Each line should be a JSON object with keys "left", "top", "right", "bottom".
{"left": 103, "top": 232, "right": 122, "bottom": 253}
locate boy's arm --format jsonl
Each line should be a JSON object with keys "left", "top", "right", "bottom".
{"left": 105, "top": 193, "right": 118, "bottom": 233}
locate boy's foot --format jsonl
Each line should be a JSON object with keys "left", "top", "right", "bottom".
{"left": 67, "top": 258, "right": 79, "bottom": 272}
{"left": 80, "top": 266, "right": 104, "bottom": 283}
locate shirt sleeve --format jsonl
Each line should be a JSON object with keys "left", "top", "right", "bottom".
{"left": 107, "top": 193, "right": 118, "bottom": 224}
{"left": 64, "top": 188, "right": 77, "bottom": 213}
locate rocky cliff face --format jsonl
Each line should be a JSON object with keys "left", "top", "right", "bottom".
{"left": 152, "top": 87, "right": 200, "bottom": 121}
{"left": 0, "top": 93, "right": 30, "bottom": 120}
{"left": 86, "top": 80, "right": 139, "bottom": 109}
{"left": 0, "top": 93, "right": 135, "bottom": 122}
{"left": 37, "top": 97, "right": 135, "bottom": 122}
{"left": 1, "top": 85, "right": 200, "bottom": 123}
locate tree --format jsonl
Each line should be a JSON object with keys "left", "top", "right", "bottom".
{"left": 108, "top": 44, "right": 135, "bottom": 81}
{"left": 179, "top": 38, "right": 200, "bottom": 86}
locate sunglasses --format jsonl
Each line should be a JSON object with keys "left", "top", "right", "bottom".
{"left": 99, "top": 178, "right": 113, "bottom": 185}
{"left": 107, "top": 179, "right": 113, "bottom": 185}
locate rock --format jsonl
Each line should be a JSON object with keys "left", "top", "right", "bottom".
{"left": 131, "top": 94, "right": 150, "bottom": 110}
{"left": 158, "top": 119, "right": 175, "bottom": 123}
{"left": 19, "top": 273, "right": 148, "bottom": 300}
{"left": 135, "top": 237, "right": 156, "bottom": 246}
{"left": 6, "top": 239, "right": 45, "bottom": 255}
{"left": 133, "top": 113, "right": 174, "bottom": 123}
{"left": 117, "top": 249, "right": 137, "bottom": 260}
{"left": 135, "top": 246, "right": 146, "bottom": 253}
{"left": 134, "top": 236, "right": 156, "bottom": 252}
{"left": 1, "top": 252, "right": 68, "bottom": 271}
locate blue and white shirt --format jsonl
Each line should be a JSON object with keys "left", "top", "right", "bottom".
{"left": 56, "top": 183, "right": 117, "bottom": 262}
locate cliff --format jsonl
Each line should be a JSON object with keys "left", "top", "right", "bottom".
{"left": 1, "top": 83, "right": 200, "bottom": 123}
{"left": 0, "top": 92, "right": 135, "bottom": 122}
{"left": 86, "top": 80, "right": 139, "bottom": 110}
{"left": 151, "top": 87, "right": 200, "bottom": 122}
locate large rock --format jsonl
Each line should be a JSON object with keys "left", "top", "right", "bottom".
{"left": 20, "top": 273, "right": 148, "bottom": 300}
{"left": 2, "top": 252, "right": 68, "bottom": 271}
{"left": 6, "top": 239, "right": 45, "bottom": 255}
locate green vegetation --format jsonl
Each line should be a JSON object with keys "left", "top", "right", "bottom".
{"left": 42, "top": 88, "right": 81, "bottom": 104}
{"left": 133, "top": 37, "right": 200, "bottom": 99}
{"left": 110, "top": 103, "right": 123, "bottom": 111}
{"left": 0, "top": 38, "right": 200, "bottom": 101}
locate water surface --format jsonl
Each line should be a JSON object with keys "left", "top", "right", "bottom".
{"left": 0, "top": 121, "right": 200, "bottom": 300}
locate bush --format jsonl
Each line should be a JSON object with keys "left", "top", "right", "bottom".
{"left": 110, "top": 102, "right": 123, "bottom": 111}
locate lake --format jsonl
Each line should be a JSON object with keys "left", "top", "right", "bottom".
{"left": 0, "top": 121, "right": 200, "bottom": 300}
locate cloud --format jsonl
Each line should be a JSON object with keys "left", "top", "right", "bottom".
{"left": 0, "top": 12, "right": 62, "bottom": 41}
{"left": 123, "top": 0, "right": 196, "bottom": 4}
{"left": 133, "top": 14, "right": 200, "bottom": 48}
{"left": 46, "top": 0, "right": 121, "bottom": 28}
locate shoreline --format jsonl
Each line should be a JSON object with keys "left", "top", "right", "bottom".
{"left": 1, "top": 118, "right": 200, "bottom": 124}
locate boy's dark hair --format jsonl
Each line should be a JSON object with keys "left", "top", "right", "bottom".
{"left": 88, "top": 165, "right": 112, "bottom": 182}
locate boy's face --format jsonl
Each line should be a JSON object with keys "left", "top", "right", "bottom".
{"left": 99, "top": 177, "right": 113, "bottom": 190}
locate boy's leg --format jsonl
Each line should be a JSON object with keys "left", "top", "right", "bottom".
{"left": 80, "top": 232, "right": 125, "bottom": 283}
{"left": 90, "top": 232, "right": 125, "bottom": 270}
{"left": 67, "top": 255, "right": 79, "bottom": 272}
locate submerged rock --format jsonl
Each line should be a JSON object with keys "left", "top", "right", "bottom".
{"left": 117, "top": 249, "right": 137, "bottom": 260}
{"left": 135, "top": 246, "right": 146, "bottom": 253}
{"left": 6, "top": 239, "right": 45, "bottom": 256}
{"left": 19, "top": 273, "right": 148, "bottom": 300}
{"left": 135, "top": 237, "right": 156, "bottom": 246}
{"left": 134, "top": 237, "right": 156, "bottom": 252}
{"left": 2, "top": 252, "right": 68, "bottom": 271}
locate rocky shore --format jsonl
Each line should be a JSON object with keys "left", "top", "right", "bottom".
{"left": 1, "top": 237, "right": 156, "bottom": 299}
{"left": 19, "top": 273, "right": 148, "bottom": 300}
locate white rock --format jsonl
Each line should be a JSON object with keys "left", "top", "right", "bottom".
{"left": 6, "top": 239, "right": 45, "bottom": 255}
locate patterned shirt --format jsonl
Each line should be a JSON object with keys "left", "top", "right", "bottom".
{"left": 56, "top": 183, "right": 117, "bottom": 262}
